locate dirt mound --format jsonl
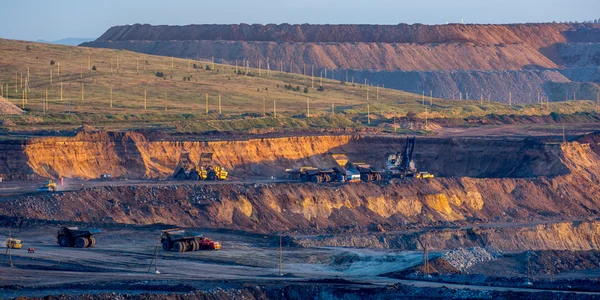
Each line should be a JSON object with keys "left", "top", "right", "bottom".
{"left": 442, "top": 247, "right": 503, "bottom": 272}
{"left": 85, "top": 40, "right": 557, "bottom": 72}
{"left": 0, "top": 95, "right": 23, "bottom": 115}
{"left": 523, "top": 250, "right": 600, "bottom": 275}
{"left": 92, "top": 23, "right": 596, "bottom": 46}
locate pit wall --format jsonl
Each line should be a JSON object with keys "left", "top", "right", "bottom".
{"left": 0, "top": 131, "right": 575, "bottom": 180}
{"left": 2, "top": 141, "right": 599, "bottom": 236}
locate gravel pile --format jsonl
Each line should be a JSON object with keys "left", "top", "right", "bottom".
{"left": 442, "top": 247, "right": 503, "bottom": 272}
{"left": 0, "top": 96, "right": 23, "bottom": 115}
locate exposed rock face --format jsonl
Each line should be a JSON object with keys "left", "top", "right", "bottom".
{"left": 83, "top": 23, "right": 600, "bottom": 103}
{"left": 0, "top": 131, "right": 573, "bottom": 180}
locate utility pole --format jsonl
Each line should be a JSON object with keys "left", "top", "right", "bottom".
{"left": 509, "top": 92, "right": 512, "bottom": 107}
{"left": 218, "top": 94, "right": 222, "bottom": 114}
{"left": 430, "top": 90, "right": 433, "bottom": 105}
{"left": 57, "top": 61, "right": 60, "bottom": 76}
{"left": 50, "top": 69, "right": 53, "bottom": 85}
{"left": 81, "top": 82, "right": 84, "bottom": 101}
{"left": 205, "top": 93, "right": 209, "bottom": 115}
{"left": 7, "top": 230, "right": 14, "bottom": 267}
{"left": 60, "top": 82, "right": 63, "bottom": 100}
{"left": 311, "top": 66, "right": 314, "bottom": 88}
{"left": 279, "top": 234, "right": 283, "bottom": 276}
{"left": 306, "top": 97, "right": 310, "bottom": 117}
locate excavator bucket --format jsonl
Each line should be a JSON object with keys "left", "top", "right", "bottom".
{"left": 332, "top": 154, "right": 349, "bottom": 168}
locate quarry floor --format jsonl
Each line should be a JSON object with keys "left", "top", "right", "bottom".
{"left": 1, "top": 225, "right": 600, "bottom": 298}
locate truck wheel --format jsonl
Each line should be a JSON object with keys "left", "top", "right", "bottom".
{"left": 88, "top": 236, "right": 96, "bottom": 248}
{"left": 191, "top": 240, "right": 199, "bottom": 251}
{"left": 162, "top": 241, "right": 171, "bottom": 251}
{"left": 58, "top": 236, "right": 70, "bottom": 247}
{"left": 323, "top": 174, "right": 331, "bottom": 182}
{"left": 174, "top": 241, "right": 185, "bottom": 252}
{"left": 176, "top": 172, "right": 187, "bottom": 180}
{"left": 300, "top": 174, "right": 309, "bottom": 182}
{"left": 374, "top": 173, "right": 382, "bottom": 181}
{"left": 75, "top": 237, "right": 89, "bottom": 248}
{"left": 208, "top": 172, "right": 216, "bottom": 181}
{"left": 360, "top": 173, "right": 370, "bottom": 182}
{"left": 189, "top": 172, "right": 200, "bottom": 181}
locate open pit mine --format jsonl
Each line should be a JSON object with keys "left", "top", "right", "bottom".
{"left": 1, "top": 128, "right": 600, "bottom": 299}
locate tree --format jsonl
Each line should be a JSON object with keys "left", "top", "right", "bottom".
{"left": 304, "top": 87, "right": 309, "bottom": 93}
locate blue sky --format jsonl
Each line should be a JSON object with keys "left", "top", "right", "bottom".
{"left": 2, "top": 0, "right": 599, "bottom": 41}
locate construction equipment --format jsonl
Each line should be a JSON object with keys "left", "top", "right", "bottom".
{"left": 160, "top": 228, "right": 221, "bottom": 252}
{"left": 386, "top": 137, "right": 434, "bottom": 179}
{"left": 5, "top": 238, "right": 22, "bottom": 249}
{"left": 199, "top": 153, "right": 228, "bottom": 181}
{"left": 57, "top": 227, "right": 101, "bottom": 248}
{"left": 37, "top": 179, "right": 57, "bottom": 192}
{"left": 172, "top": 152, "right": 228, "bottom": 181}
{"left": 331, "top": 154, "right": 385, "bottom": 182}
{"left": 286, "top": 166, "right": 345, "bottom": 183}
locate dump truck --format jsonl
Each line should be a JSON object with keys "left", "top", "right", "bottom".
{"left": 285, "top": 166, "right": 345, "bottom": 183}
{"left": 161, "top": 229, "right": 221, "bottom": 252}
{"left": 331, "top": 154, "right": 385, "bottom": 182}
{"left": 386, "top": 137, "right": 434, "bottom": 179}
{"left": 172, "top": 152, "right": 228, "bottom": 181}
{"left": 57, "top": 227, "right": 101, "bottom": 248}
{"left": 38, "top": 179, "right": 57, "bottom": 192}
{"left": 5, "top": 238, "right": 22, "bottom": 249}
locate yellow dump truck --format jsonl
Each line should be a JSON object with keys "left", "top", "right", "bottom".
{"left": 5, "top": 238, "right": 22, "bottom": 249}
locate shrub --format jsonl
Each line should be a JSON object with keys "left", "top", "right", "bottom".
{"left": 156, "top": 71, "right": 164, "bottom": 77}
{"left": 92, "top": 65, "right": 97, "bottom": 71}
{"left": 50, "top": 60, "right": 55, "bottom": 65}
{"left": 317, "top": 86, "right": 325, "bottom": 92}
{"left": 304, "top": 87, "right": 309, "bottom": 93}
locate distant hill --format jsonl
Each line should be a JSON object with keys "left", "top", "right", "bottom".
{"left": 83, "top": 23, "right": 600, "bottom": 104}
{"left": 36, "top": 38, "right": 94, "bottom": 46}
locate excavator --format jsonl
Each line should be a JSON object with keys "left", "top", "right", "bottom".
{"left": 386, "top": 137, "right": 434, "bottom": 179}
{"left": 172, "top": 152, "right": 228, "bottom": 181}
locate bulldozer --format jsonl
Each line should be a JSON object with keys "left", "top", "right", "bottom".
{"left": 57, "top": 227, "right": 101, "bottom": 248}
{"left": 172, "top": 152, "right": 228, "bottom": 181}
{"left": 161, "top": 228, "right": 221, "bottom": 252}
{"left": 386, "top": 137, "right": 434, "bottom": 179}
{"left": 5, "top": 238, "right": 22, "bottom": 249}
{"left": 37, "top": 179, "right": 57, "bottom": 192}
